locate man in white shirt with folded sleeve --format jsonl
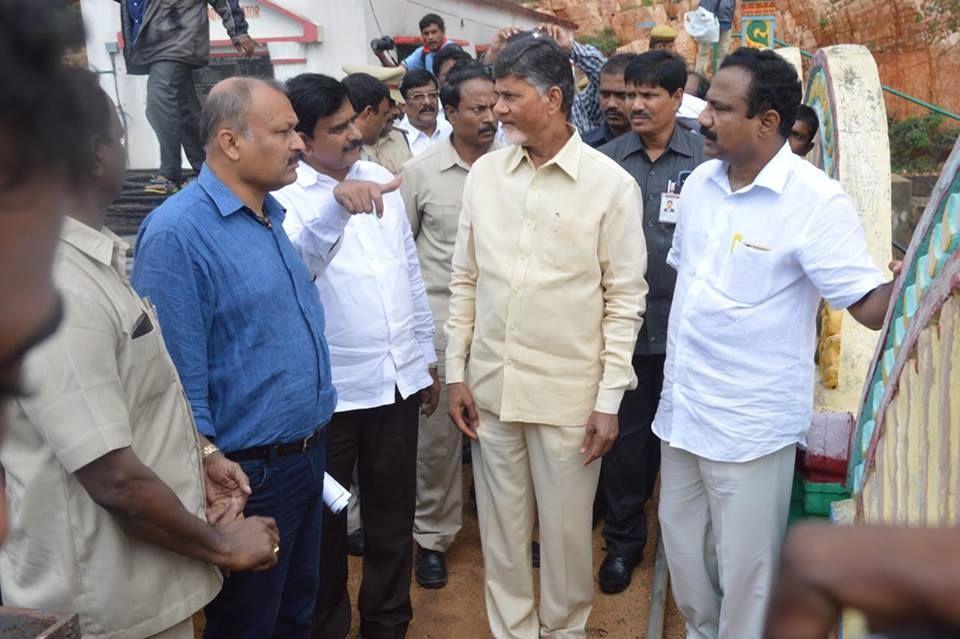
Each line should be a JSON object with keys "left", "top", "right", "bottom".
{"left": 656, "top": 48, "right": 898, "bottom": 639}
{"left": 274, "top": 73, "right": 440, "bottom": 639}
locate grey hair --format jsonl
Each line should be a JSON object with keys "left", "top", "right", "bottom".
{"left": 492, "top": 37, "right": 574, "bottom": 116}
{"left": 200, "top": 77, "right": 285, "bottom": 150}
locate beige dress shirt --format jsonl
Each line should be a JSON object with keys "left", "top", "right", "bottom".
{"left": 401, "top": 134, "right": 479, "bottom": 351}
{"left": 0, "top": 218, "right": 221, "bottom": 638}
{"left": 362, "top": 128, "right": 413, "bottom": 174}
{"left": 445, "top": 131, "right": 648, "bottom": 426}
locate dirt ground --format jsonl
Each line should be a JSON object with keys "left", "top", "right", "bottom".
{"left": 345, "top": 470, "right": 685, "bottom": 639}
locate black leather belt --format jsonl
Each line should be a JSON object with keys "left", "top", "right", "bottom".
{"left": 226, "top": 429, "right": 321, "bottom": 462}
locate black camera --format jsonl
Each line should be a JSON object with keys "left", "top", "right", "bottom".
{"left": 370, "top": 36, "right": 395, "bottom": 52}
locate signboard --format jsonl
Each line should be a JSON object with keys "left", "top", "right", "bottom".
{"left": 741, "top": 0, "right": 775, "bottom": 50}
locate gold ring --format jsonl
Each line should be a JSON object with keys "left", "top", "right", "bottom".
{"left": 273, "top": 544, "right": 280, "bottom": 555}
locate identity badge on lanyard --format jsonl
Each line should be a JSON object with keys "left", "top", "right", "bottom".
{"left": 659, "top": 179, "right": 680, "bottom": 225}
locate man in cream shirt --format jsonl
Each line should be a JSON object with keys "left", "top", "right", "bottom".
{"left": 446, "top": 37, "right": 648, "bottom": 638}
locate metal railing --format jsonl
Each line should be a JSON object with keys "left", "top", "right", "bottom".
{"left": 711, "top": 34, "right": 960, "bottom": 122}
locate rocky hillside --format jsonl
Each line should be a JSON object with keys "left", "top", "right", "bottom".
{"left": 529, "top": 0, "right": 960, "bottom": 119}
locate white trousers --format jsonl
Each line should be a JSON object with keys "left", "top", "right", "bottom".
{"left": 659, "top": 442, "right": 795, "bottom": 639}
{"left": 472, "top": 409, "right": 601, "bottom": 639}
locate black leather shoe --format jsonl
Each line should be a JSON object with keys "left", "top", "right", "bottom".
{"left": 598, "top": 554, "right": 637, "bottom": 594}
{"left": 416, "top": 547, "right": 448, "bottom": 589}
{"left": 532, "top": 541, "right": 540, "bottom": 568}
{"left": 347, "top": 528, "right": 364, "bottom": 557}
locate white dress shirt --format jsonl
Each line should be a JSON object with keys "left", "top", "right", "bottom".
{"left": 654, "top": 143, "right": 886, "bottom": 462}
{"left": 275, "top": 160, "right": 436, "bottom": 412}
{"left": 396, "top": 112, "right": 452, "bottom": 157}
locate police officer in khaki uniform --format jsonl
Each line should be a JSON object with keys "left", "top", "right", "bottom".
{"left": 343, "top": 65, "right": 412, "bottom": 174}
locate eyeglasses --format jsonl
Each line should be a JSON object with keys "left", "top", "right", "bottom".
{"left": 406, "top": 91, "right": 439, "bottom": 103}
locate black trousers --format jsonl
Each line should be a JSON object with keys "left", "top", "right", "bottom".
{"left": 312, "top": 391, "right": 419, "bottom": 639}
{"left": 597, "top": 353, "right": 664, "bottom": 562}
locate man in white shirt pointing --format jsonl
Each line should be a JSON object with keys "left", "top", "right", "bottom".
{"left": 656, "top": 48, "right": 898, "bottom": 639}
{"left": 274, "top": 73, "right": 439, "bottom": 639}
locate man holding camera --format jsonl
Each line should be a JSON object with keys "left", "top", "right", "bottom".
{"left": 373, "top": 13, "right": 454, "bottom": 75}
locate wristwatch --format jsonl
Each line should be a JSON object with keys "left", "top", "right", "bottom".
{"left": 200, "top": 442, "right": 221, "bottom": 462}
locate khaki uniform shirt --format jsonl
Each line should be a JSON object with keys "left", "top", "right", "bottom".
{"left": 401, "top": 134, "right": 487, "bottom": 351}
{"left": 0, "top": 218, "right": 221, "bottom": 638}
{"left": 363, "top": 128, "right": 412, "bottom": 174}
{"left": 445, "top": 131, "right": 648, "bottom": 426}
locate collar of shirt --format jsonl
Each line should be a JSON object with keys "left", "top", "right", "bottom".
{"left": 436, "top": 134, "right": 474, "bottom": 172}
{"left": 197, "top": 163, "right": 286, "bottom": 222}
{"left": 612, "top": 124, "right": 699, "bottom": 163}
{"left": 582, "top": 122, "right": 618, "bottom": 148}
{"left": 397, "top": 114, "right": 448, "bottom": 142}
{"left": 61, "top": 216, "right": 129, "bottom": 270}
{"left": 707, "top": 142, "right": 794, "bottom": 196}
{"left": 505, "top": 127, "right": 582, "bottom": 180}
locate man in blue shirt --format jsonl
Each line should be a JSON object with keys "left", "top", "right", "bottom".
{"left": 132, "top": 77, "right": 336, "bottom": 639}
{"left": 373, "top": 13, "right": 453, "bottom": 75}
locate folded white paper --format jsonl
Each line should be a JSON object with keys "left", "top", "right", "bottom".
{"left": 323, "top": 472, "right": 350, "bottom": 514}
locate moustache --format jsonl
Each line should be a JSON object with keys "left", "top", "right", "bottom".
{"left": 288, "top": 150, "right": 304, "bottom": 165}
{"left": 604, "top": 109, "right": 626, "bottom": 119}
{"left": 699, "top": 125, "right": 718, "bottom": 142}
{"left": 630, "top": 110, "right": 650, "bottom": 120}
{"left": 341, "top": 140, "right": 363, "bottom": 153}
{"left": 419, "top": 106, "right": 436, "bottom": 114}
{"left": 478, "top": 125, "right": 497, "bottom": 136}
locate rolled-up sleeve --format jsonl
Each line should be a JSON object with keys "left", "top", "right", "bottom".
{"left": 444, "top": 172, "right": 479, "bottom": 384}
{"left": 132, "top": 230, "right": 216, "bottom": 438}
{"left": 798, "top": 192, "right": 886, "bottom": 310}
{"left": 594, "top": 181, "right": 648, "bottom": 413}
{"left": 17, "top": 293, "right": 133, "bottom": 473}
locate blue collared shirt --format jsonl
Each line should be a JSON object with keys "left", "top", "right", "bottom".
{"left": 132, "top": 165, "right": 336, "bottom": 452}
{"left": 127, "top": 0, "right": 148, "bottom": 41}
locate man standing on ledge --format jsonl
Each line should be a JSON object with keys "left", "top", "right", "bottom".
{"left": 374, "top": 13, "right": 453, "bottom": 74}
{"left": 446, "top": 38, "right": 648, "bottom": 638}
{"left": 656, "top": 48, "right": 896, "bottom": 639}
{"left": 116, "top": 0, "right": 258, "bottom": 196}
{"left": 133, "top": 77, "right": 337, "bottom": 639}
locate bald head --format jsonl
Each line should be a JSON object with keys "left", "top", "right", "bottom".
{"left": 200, "top": 77, "right": 285, "bottom": 150}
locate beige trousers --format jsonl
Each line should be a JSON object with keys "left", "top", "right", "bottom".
{"left": 695, "top": 29, "right": 734, "bottom": 74}
{"left": 414, "top": 360, "right": 463, "bottom": 552}
{"left": 472, "top": 409, "right": 600, "bottom": 639}
{"left": 659, "top": 442, "right": 795, "bottom": 639}
{"left": 147, "top": 616, "right": 194, "bottom": 639}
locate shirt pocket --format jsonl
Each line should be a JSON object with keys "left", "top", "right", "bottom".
{"left": 123, "top": 302, "right": 168, "bottom": 407}
{"left": 539, "top": 211, "right": 599, "bottom": 274}
{"left": 718, "top": 243, "right": 777, "bottom": 305}
{"left": 426, "top": 203, "right": 462, "bottom": 244}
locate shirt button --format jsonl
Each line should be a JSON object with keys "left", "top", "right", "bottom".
{"left": 647, "top": 220, "right": 655, "bottom": 228}
{"left": 512, "top": 287, "right": 520, "bottom": 294}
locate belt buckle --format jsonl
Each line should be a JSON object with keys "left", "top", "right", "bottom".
{"left": 301, "top": 432, "right": 314, "bottom": 453}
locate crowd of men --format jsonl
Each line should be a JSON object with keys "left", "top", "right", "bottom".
{"left": 2, "top": 2, "right": 960, "bottom": 639}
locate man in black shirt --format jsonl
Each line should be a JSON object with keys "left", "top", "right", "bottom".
{"left": 583, "top": 54, "right": 638, "bottom": 148}
{"left": 597, "top": 51, "right": 706, "bottom": 594}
